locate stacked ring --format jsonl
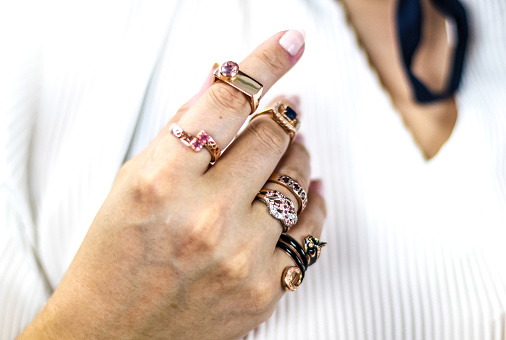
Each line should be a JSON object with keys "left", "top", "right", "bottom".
{"left": 171, "top": 123, "right": 221, "bottom": 163}
{"left": 213, "top": 61, "right": 264, "bottom": 114}
{"left": 268, "top": 173, "right": 307, "bottom": 214}
{"left": 277, "top": 234, "right": 327, "bottom": 291}
{"left": 277, "top": 240, "right": 305, "bottom": 291}
{"left": 255, "top": 189, "right": 297, "bottom": 232}
{"left": 249, "top": 102, "right": 301, "bottom": 144}
{"left": 304, "top": 235, "right": 327, "bottom": 267}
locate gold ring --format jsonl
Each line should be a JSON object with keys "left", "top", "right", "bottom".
{"left": 213, "top": 61, "right": 263, "bottom": 114}
{"left": 268, "top": 173, "right": 307, "bottom": 214}
{"left": 249, "top": 102, "right": 301, "bottom": 145}
{"left": 171, "top": 123, "right": 221, "bottom": 163}
{"left": 282, "top": 266, "right": 303, "bottom": 291}
{"left": 304, "top": 235, "right": 327, "bottom": 267}
{"left": 255, "top": 189, "right": 297, "bottom": 232}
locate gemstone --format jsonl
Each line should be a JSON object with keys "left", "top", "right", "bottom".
{"left": 220, "top": 61, "right": 239, "bottom": 77}
{"left": 190, "top": 137, "right": 203, "bottom": 151}
{"left": 282, "top": 177, "right": 290, "bottom": 184}
{"left": 285, "top": 106, "right": 297, "bottom": 120}
{"left": 293, "top": 184, "right": 300, "bottom": 191}
{"left": 285, "top": 267, "right": 302, "bottom": 285}
{"left": 301, "top": 192, "right": 306, "bottom": 200}
{"left": 197, "top": 131, "right": 210, "bottom": 143}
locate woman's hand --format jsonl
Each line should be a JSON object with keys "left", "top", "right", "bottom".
{"left": 20, "top": 30, "right": 326, "bottom": 340}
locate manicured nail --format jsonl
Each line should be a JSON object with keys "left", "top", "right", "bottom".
{"left": 310, "top": 180, "right": 324, "bottom": 197}
{"left": 279, "top": 29, "right": 306, "bottom": 56}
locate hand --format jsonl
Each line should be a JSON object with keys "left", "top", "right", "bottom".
{"left": 20, "top": 30, "right": 326, "bottom": 340}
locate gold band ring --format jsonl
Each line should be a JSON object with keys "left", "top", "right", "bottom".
{"left": 268, "top": 173, "right": 307, "bottom": 214}
{"left": 213, "top": 61, "right": 263, "bottom": 114}
{"left": 171, "top": 123, "right": 221, "bottom": 163}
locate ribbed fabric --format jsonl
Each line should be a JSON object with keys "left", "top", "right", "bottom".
{"left": 1, "top": 0, "right": 505, "bottom": 339}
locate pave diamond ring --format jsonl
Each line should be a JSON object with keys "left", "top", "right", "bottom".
{"left": 255, "top": 189, "right": 298, "bottom": 232}
{"left": 268, "top": 173, "right": 307, "bottom": 214}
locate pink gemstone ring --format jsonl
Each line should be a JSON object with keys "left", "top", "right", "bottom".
{"left": 213, "top": 61, "right": 263, "bottom": 114}
{"left": 170, "top": 123, "right": 221, "bottom": 163}
{"left": 255, "top": 189, "right": 298, "bottom": 232}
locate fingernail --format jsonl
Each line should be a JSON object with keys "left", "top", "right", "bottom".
{"left": 294, "top": 133, "right": 305, "bottom": 145}
{"left": 279, "top": 29, "right": 306, "bottom": 56}
{"left": 310, "top": 180, "right": 324, "bottom": 197}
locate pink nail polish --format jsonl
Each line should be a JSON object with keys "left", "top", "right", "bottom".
{"left": 279, "top": 29, "right": 306, "bottom": 56}
{"left": 310, "top": 180, "right": 324, "bottom": 197}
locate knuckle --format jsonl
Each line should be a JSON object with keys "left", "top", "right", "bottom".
{"left": 207, "top": 83, "right": 249, "bottom": 116}
{"left": 133, "top": 170, "right": 165, "bottom": 203}
{"left": 244, "top": 280, "right": 275, "bottom": 314}
{"left": 257, "top": 50, "right": 286, "bottom": 76}
{"left": 291, "top": 141, "right": 311, "bottom": 163}
{"left": 184, "top": 206, "right": 228, "bottom": 252}
{"left": 248, "top": 120, "right": 288, "bottom": 156}
{"left": 218, "top": 253, "right": 251, "bottom": 281}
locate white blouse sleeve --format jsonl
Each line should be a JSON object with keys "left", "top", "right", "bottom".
{"left": 0, "top": 2, "right": 50, "bottom": 337}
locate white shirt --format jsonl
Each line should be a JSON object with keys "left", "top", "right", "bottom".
{"left": 1, "top": 0, "right": 506, "bottom": 339}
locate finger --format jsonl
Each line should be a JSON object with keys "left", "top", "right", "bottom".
{"left": 262, "top": 134, "right": 310, "bottom": 214}
{"left": 166, "top": 30, "right": 306, "bottom": 171}
{"left": 208, "top": 95, "right": 302, "bottom": 204}
{"left": 168, "top": 63, "right": 219, "bottom": 124}
{"left": 272, "top": 180, "right": 327, "bottom": 294}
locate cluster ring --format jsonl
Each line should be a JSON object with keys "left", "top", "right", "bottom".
{"left": 255, "top": 189, "right": 297, "bottom": 232}
{"left": 170, "top": 123, "right": 221, "bottom": 163}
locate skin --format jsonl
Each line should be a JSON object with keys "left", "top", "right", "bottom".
{"left": 340, "top": 0, "right": 458, "bottom": 159}
{"left": 19, "top": 31, "right": 326, "bottom": 339}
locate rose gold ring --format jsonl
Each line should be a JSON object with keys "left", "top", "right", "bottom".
{"left": 255, "top": 189, "right": 297, "bottom": 232}
{"left": 268, "top": 173, "right": 307, "bottom": 214}
{"left": 282, "top": 266, "right": 303, "bottom": 291}
{"left": 170, "top": 123, "right": 221, "bottom": 163}
{"left": 249, "top": 102, "right": 301, "bottom": 145}
{"left": 304, "top": 235, "right": 327, "bottom": 267}
{"left": 213, "top": 61, "right": 263, "bottom": 114}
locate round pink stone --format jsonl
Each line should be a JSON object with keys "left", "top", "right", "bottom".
{"left": 220, "top": 61, "right": 239, "bottom": 77}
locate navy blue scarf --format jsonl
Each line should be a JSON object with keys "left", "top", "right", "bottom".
{"left": 397, "top": 0, "right": 469, "bottom": 103}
